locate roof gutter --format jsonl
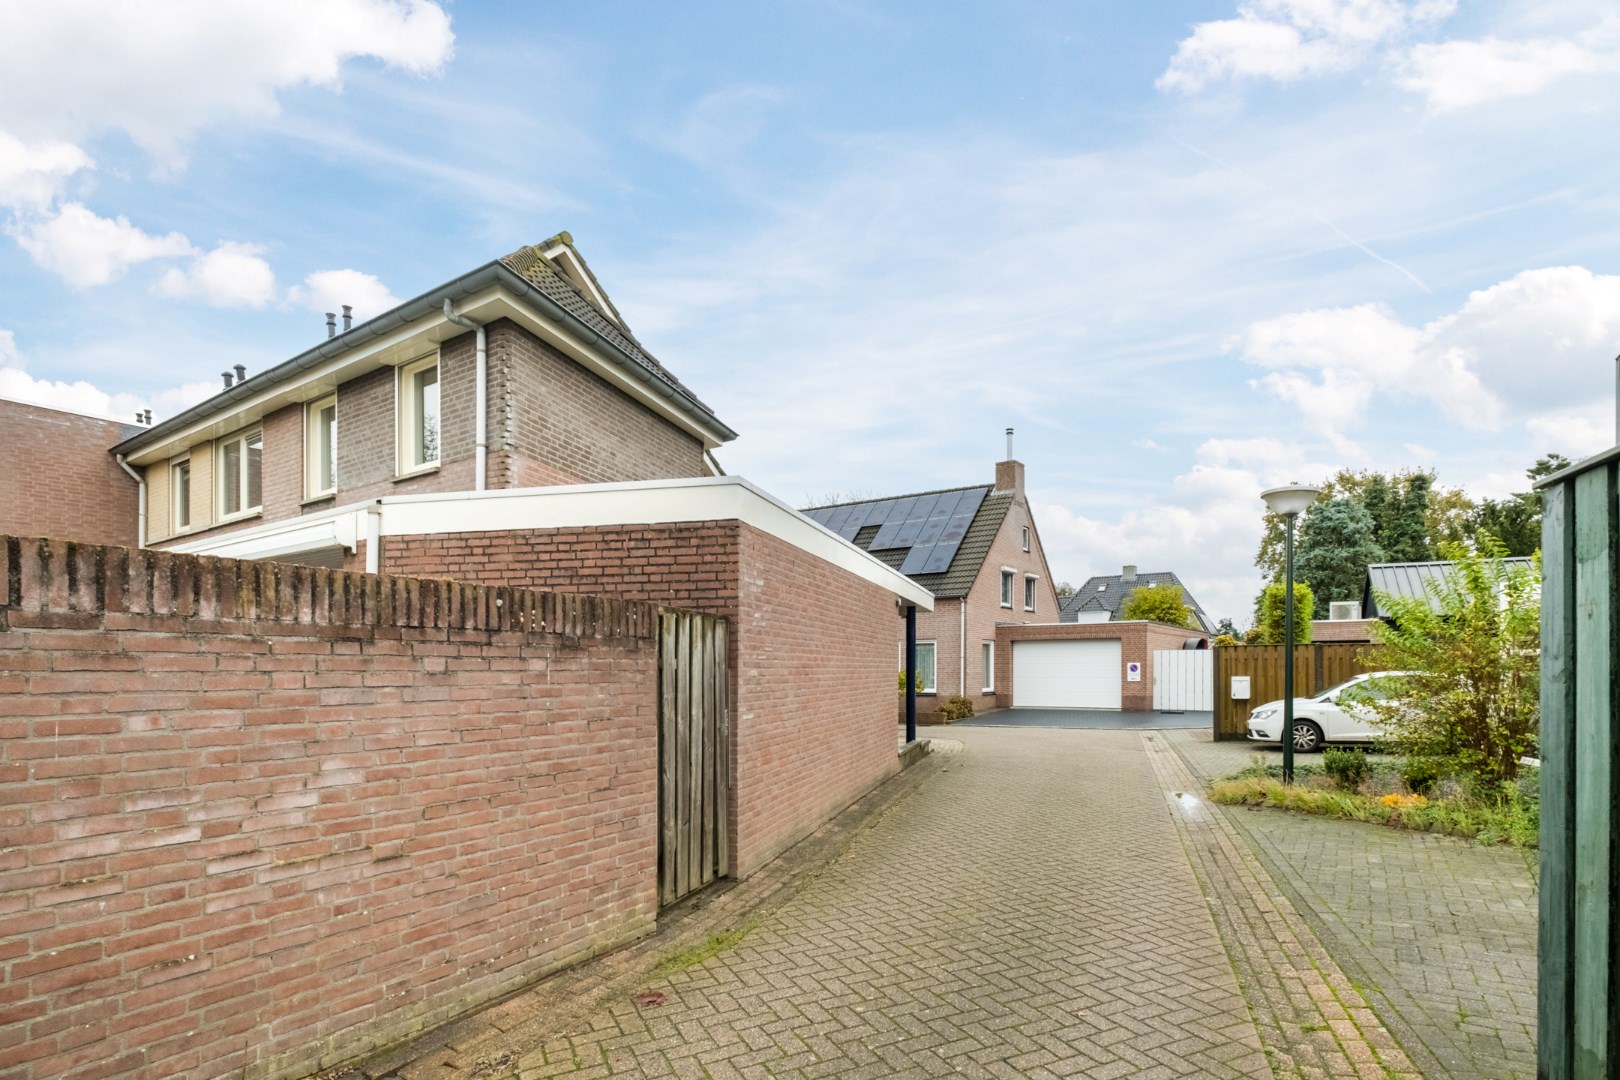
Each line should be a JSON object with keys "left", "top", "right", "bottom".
{"left": 110, "top": 262, "right": 737, "bottom": 459}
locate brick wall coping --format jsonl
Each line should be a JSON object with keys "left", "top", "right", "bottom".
{"left": 0, "top": 534, "right": 653, "bottom": 641}
{"left": 166, "top": 477, "right": 937, "bottom": 609}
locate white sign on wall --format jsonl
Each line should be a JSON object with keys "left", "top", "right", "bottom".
{"left": 1231, "top": 676, "right": 1251, "bottom": 700}
{"left": 1126, "top": 661, "right": 1142, "bottom": 683}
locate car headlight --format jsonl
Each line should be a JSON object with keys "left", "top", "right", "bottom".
{"left": 1250, "top": 707, "right": 1278, "bottom": 721}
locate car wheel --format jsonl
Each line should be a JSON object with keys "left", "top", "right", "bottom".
{"left": 1291, "top": 720, "right": 1324, "bottom": 753}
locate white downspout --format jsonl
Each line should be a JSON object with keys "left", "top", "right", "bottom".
{"left": 115, "top": 454, "right": 146, "bottom": 548}
{"left": 364, "top": 503, "right": 382, "bottom": 574}
{"left": 443, "top": 299, "right": 487, "bottom": 491}
{"left": 959, "top": 598, "right": 966, "bottom": 697}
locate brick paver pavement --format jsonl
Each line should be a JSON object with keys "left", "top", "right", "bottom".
{"left": 1169, "top": 728, "right": 1538, "bottom": 1080}
{"left": 432, "top": 727, "right": 1273, "bottom": 1079}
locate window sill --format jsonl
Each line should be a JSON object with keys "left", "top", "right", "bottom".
{"left": 394, "top": 464, "right": 440, "bottom": 483}
{"left": 301, "top": 493, "right": 336, "bottom": 508}
{"left": 999, "top": 603, "right": 1013, "bottom": 609}
{"left": 217, "top": 509, "right": 263, "bottom": 526}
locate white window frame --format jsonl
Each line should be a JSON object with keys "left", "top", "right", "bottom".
{"left": 913, "top": 640, "right": 938, "bottom": 695}
{"left": 306, "top": 393, "right": 337, "bottom": 499}
{"left": 1025, "top": 574, "right": 1038, "bottom": 612}
{"left": 1021, "top": 526, "right": 1030, "bottom": 552}
{"left": 981, "top": 641, "right": 995, "bottom": 693}
{"left": 397, "top": 353, "right": 441, "bottom": 476}
{"left": 171, "top": 457, "right": 191, "bottom": 534}
{"left": 1000, "top": 569, "right": 1014, "bottom": 608}
{"left": 216, "top": 428, "right": 262, "bottom": 521}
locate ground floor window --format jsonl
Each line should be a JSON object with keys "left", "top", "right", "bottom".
{"left": 914, "top": 640, "right": 937, "bottom": 694}
{"left": 982, "top": 641, "right": 995, "bottom": 692}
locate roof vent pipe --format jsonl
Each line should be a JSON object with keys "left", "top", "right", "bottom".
{"left": 233, "top": 364, "right": 246, "bottom": 384}
{"left": 1005, "top": 427, "right": 1013, "bottom": 461}
{"left": 142, "top": 409, "right": 152, "bottom": 425}
{"left": 325, "top": 312, "right": 337, "bottom": 338}
{"left": 221, "top": 371, "right": 234, "bottom": 388}
{"left": 341, "top": 305, "right": 352, "bottom": 332}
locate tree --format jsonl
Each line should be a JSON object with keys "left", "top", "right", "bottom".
{"left": 1255, "top": 468, "right": 1447, "bottom": 579}
{"left": 1054, "top": 581, "right": 1075, "bottom": 600}
{"left": 1292, "top": 498, "right": 1385, "bottom": 618}
{"left": 1121, "top": 585, "right": 1194, "bottom": 628}
{"left": 1462, "top": 453, "right": 1574, "bottom": 558}
{"left": 1379, "top": 473, "right": 1432, "bottom": 561}
{"left": 1363, "top": 539, "right": 1541, "bottom": 782}
{"left": 1250, "top": 581, "right": 1313, "bottom": 644}
{"left": 1213, "top": 617, "right": 1238, "bottom": 638}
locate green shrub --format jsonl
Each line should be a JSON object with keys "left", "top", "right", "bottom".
{"left": 898, "top": 670, "right": 922, "bottom": 695}
{"left": 1400, "top": 756, "right": 1444, "bottom": 794}
{"left": 1323, "top": 747, "right": 1370, "bottom": 791}
{"left": 939, "top": 696, "right": 975, "bottom": 722}
{"left": 1212, "top": 634, "right": 1239, "bottom": 647}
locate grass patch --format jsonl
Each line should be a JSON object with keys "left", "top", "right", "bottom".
{"left": 655, "top": 918, "right": 762, "bottom": 976}
{"left": 1209, "top": 758, "right": 1538, "bottom": 848}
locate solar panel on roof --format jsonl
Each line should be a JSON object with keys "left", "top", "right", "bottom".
{"left": 839, "top": 500, "right": 888, "bottom": 540}
{"left": 890, "top": 492, "right": 943, "bottom": 550}
{"left": 917, "top": 487, "right": 987, "bottom": 574}
{"left": 803, "top": 505, "right": 837, "bottom": 528}
{"left": 820, "top": 504, "right": 856, "bottom": 534}
{"left": 870, "top": 496, "right": 920, "bottom": 549}
{"left": 899, "top": 490, "right": 964, "bottom": 575}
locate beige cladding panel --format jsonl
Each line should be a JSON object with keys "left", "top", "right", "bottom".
{"left": 189, "top": 444, "right": 215, "bottom": 531}
{"left": 145, "top": 460, "right": 172, "bottom": 543}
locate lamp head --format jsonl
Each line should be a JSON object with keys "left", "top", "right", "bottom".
{"left": 1261, "top": 482, "right": 1322, "bottom": 518}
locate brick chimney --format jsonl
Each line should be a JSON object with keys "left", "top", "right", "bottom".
{"left": 994, "top": 428, "right": 1024, "bottom": 496}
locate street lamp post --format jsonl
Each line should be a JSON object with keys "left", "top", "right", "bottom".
{"left": 1261, "top": 483, "right": 1321, "bottom": 784}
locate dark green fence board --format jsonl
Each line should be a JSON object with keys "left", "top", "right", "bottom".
{"left": 1539, "top": 480, "right": 1575, "bottom": 1080}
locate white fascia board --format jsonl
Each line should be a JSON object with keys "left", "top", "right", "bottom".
{"left": 379, "top": 476, "right": 934, "bottom": 609}
{"left": 165, "top": 505, "right": 361, "bottom": 562}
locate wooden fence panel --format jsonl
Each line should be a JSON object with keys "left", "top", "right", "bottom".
{"left": 658, "top": 610, "right": 730, "bottom": 906}
{"left": 1212, "top": 643, "right": 1386, "bottom": 740}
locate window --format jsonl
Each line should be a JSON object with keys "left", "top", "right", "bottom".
{"left": 398, "top": 355, "right": 440, "bottom": 473}
{"left": 217, "top": 429, "right": 262, "bottom": 518}
{"left": 913, "top": 641, "right": 937, "bottom": 694}
{"left": 1000, "top": 570, "right": 1014, "bottom": 607}
{"left": 981, "top": 641, "right": 995, "bottom": 692}
{"left": 1022, "top": 526, "right": 1030, "bottom": 552}
{"left": 171, "top": 459, "right": 190, "bottom": 532}
{"left": 306, "top": 394, "right": 337, "bottom": 497}
{"left": 1025, "top": 575, "right": 1037, "bottom": 611}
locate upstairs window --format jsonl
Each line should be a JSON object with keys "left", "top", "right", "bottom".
{"left": 171, "top": 459, "right": 190, "bottom": 532}
{"left": 399, "top": 355, "right": 440, "bottom": 473}
{"left": 218, "top": 429, "right": 262, "bottom": 519}
{"left": 1022, "top": 526, "right": 1030, "bottom": 552}
{"left": 1000, "top": 570, "right": 1014, "bottom": 607}
{"left": 307, "top": 394, "right": 337, "bottom": 497}
{"left": 1024, "top": 575, "right": 1037, "bottom": 611}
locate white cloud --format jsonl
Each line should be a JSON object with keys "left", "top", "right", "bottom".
{"left": 0, "top": 133, "right": 92, "bottom": 211}
{"left": 1240, "top": 265, "right": 1620, "bottom": 437}
{"left": 0, "top": 324, "right": 216, "bottom": 423}
{"left": 0, "top": 0, "right": 454, "bottom": 162}
{"left": 286, "top": 269, "right": 401, "bottom": 321}
{"left": 1401, "top": 29, "right": 1618, "bottom": 111}
{"left": 156, "top": 242, "right": 278, "bottom": 308}
{"left": 9, "top": 202, "right": 194, "bottom": 287}
{"left": 1158, "top": 0, "right": 1454, "bottom": 93}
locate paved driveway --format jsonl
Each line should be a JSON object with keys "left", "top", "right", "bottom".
{"left": 959, "top": 707, "right": 1213, "bottom": 730}
{"left": 464, "top": 727, "right": 1269, "bottom": 1079}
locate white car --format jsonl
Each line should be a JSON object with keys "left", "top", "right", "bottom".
{"left": 1245, "top": 671, "right": 1419, "bottom": 753}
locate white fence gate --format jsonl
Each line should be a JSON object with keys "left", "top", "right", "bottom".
{"left": 1152, "top": 649, "right": 1213, "bottom": 711}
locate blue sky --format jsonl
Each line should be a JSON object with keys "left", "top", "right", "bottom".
{"left": 2, "top": 0, "right": 1618, "bottom": 622}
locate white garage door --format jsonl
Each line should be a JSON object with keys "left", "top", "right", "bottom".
{"left": 1012, "top": 640, "right": 1122, "bottom": 710}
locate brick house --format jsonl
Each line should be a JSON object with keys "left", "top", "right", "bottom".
{"left": 803, "top": 454, "right": 1057, "bottom": 720}
{"left": 1, "top": 236, "right": 938, "bottom": 1078}
{"left": 1059, "top": 565, "right": 1215, "bottom": 632}
{"left": 0, "top": 398, "right": 141, "bottom": 547}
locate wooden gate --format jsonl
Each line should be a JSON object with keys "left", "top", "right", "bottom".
{"left": 658, "top": 610, "right": 729, "bottom": 906}
{"left": 1152, "top": 649, "right": 1213, "bottom": 711}
{"left": 1211, "top": 643, "right": 1386, "bottom": 739}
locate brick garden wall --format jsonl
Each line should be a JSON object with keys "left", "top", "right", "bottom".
{"left": 384, "top": 520, "right": 902, "bottom": 878}
{"left": 0, "top": 537, "right": 661, "bottom": 1080}
{"left": 0, "top": 401, "right": 139, "bottom": 549}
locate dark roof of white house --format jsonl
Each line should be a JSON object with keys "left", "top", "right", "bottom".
{"left": 1059, "top": 570, "right": 1214, "bottom": 632}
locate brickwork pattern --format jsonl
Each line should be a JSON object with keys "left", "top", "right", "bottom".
{"left": 1171, "top": 730, "right": 1538, "bottom": 1079}
{"left": 489, "top": 321, "right": 705, "bottom": 488}
{"left": 993, "top": 621, "right": 1209, "bottom": 712}
{"left": 383, "top": 520, "right": 903, "bottom": 880}
{"left": 0, "top": 536, "right": 661, "bottom": 1080}
{"left": 1144, "top": 731, "right": 1419, "bottom": 1079}
{"left": 491, "top": 727, "right": 1270, "bottom": 1079}
{"left": 0, "top": 401, "right": 138, "bottom": 549}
